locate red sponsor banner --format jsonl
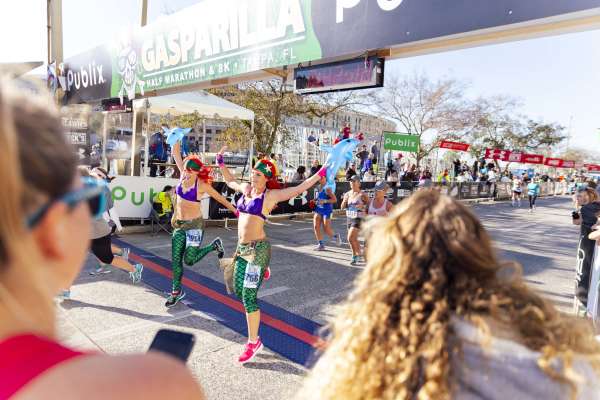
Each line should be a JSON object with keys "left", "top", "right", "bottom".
{"left": 520, "top": 154, "right": 544, "bottom": 164}
{"left": 507, "top": 152, "right": 522, "bottom": 162}
{"left": 484, "top": 148, "right": 511, "bottom": 161}
{"left": 585, "top": 164, "right": 600, "bottom": 172}
{"left": 562, "top": 160, "right": 576, "bottom": 169}
{"left": 544, "top": 158, "right": 564, "bottom": 167}
{"left": 508, "top": 152, "right": 544, "bottom": 164}
{"left": 439, "top": 140, "right": 470, "bottom": 152}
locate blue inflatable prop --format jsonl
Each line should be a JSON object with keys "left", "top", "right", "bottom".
{"left": 164, "top": 126, "right": 192, "bottom": 146}
{"left": 320, "top": 137, "right": 361, "bottom": 192}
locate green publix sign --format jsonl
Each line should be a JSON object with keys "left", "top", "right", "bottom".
{"left": 383, "top": 132, "right": 419, "bottom": 153}
{"left": 61, "top": 0, "right": 600, "bottom": 104}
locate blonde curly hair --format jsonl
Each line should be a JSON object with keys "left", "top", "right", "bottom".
{"left": 298, "top": 190, "right": 600, "bottom": 400}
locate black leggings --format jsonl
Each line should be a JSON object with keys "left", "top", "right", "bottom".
{"left": 528, "top": 195, "right": 537, "bottom": 209}
{"left": 575, "top": 229, "right": 597, "bottom": 305}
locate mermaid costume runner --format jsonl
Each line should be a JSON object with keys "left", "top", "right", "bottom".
{"left": 166, "top": 175, "right": 224, "bottom": 307}
{"left": 231, "top": 191, "right": 271, "bottom": 313}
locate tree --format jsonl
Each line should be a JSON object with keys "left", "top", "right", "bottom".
{"left": 467, "top": 95, "right": 566, "bottom": 170}
{"left": 368, "top": 72, "right": 475, "bottom": 167}
{"left": 558, "top": 147, "right": 600, "bottom": 164}
{"left": 208, "top": 79, "right": 363, "bottom": 154}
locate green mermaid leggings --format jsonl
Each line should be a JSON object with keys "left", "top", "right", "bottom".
{"left": 171, "top": 219, "right": 215, "bottom": 293}
{"left": 233, "top": 241, "right": 271, "bottom": 313}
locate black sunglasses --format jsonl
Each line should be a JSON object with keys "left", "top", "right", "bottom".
{"left": 26, "top": 177, "right": 107, "bottom": 228}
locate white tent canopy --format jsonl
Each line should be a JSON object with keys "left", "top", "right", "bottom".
{"left": 136, "top": 90, "right": 254, "bottom": 121}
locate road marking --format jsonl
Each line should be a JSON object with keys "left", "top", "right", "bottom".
{"left": 146, "top": 243, "right": 172, "bottom": 250}
{"left": 258, "top": 286, "right": 290, "bottom": 298}
{"left": 88, "top": 309, "right": 216, "bottom": 342}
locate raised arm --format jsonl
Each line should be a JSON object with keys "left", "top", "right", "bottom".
{"left": 216, "top": 147, "right": 243, "bottom": 192}
{"left": 172, "top": 141, "right": 184, "bottom": 173}
{"left": 340, "top": 192, "right": 349, "bottom": 210}
{"left": 268, "top": 169, "right": 324, "bottom": 203}
{"left": 199, "top": 181, "right": 237, "bottom": 214}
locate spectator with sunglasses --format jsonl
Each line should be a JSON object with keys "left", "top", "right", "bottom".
{"left": 0, "top": 79, "right": 204, "bottom": 399}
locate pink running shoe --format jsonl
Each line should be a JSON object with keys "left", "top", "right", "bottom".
{"left": 238, "top": 338, "right": 263, "bottom": 364}
{"left": 263, "top": 267, "right": 271, "bottom": 281}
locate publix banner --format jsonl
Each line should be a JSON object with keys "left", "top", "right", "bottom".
{"left": 383, "top": 132, "right": 419, "bottom": 152}
{"left": 109, "top": 176, "right": 210, "bottom": 219}
{"left": 63, "top": 0, "right": 600, "bottom": 103}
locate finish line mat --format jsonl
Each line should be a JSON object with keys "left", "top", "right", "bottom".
{"left": 113, "top": 238, "right": 324, "bottom": 366}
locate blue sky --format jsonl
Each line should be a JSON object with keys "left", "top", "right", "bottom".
{"left": 3, "top": 0, "right": 599, "bottom": 151}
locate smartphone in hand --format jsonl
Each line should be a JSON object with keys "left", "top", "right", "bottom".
{"left": 148, "top": 329, "right": 195, "bottom": 362}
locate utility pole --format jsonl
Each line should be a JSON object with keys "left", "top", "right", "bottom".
{"left": 131, "top": 0, "right": 149, "bottom": 175}
{"left": 566, "top": 115, "right": 573, "bottom": 152}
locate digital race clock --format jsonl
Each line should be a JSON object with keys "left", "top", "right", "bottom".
{"left": 294, "top": 57, "right": 384, "bottom": 94}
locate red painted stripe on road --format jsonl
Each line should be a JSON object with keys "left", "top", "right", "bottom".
{"left": 129, "top": 253, "right": 320, "bottom": 347}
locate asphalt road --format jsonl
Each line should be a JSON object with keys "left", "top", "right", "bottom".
{"left": 57, "top": 195, "right": 579, "bottom": 399}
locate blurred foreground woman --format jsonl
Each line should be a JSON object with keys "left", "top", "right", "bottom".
{"left": 0, "top": 79, "right": 203, "bottom": 399}
{"left": 298, "top": 190, "right": 600, "bottom": 400}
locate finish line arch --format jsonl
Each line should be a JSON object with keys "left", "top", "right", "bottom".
{"left": 61, "top": 0, "right": 600, "bottom": 104}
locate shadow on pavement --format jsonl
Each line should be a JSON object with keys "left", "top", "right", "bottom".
{"left": 242, "top": 361, "right": 305, "bottom": 376}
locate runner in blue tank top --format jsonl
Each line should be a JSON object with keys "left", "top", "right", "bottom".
{"left": 313, "top": 175, "right": 341, "bottom": 251}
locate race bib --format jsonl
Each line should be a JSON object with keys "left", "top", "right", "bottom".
{"left": 346, "top": 209, "right": 359, "bottom": 219}
{"left": 186, "top": 229, "right": 203, "bottom": 247}
{"left": 243, "top": 262, "right": 262, "bottom": 289}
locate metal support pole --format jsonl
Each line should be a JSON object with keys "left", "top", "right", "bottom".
{"left": 101, "top": 112, "right": 108, "bottom": 170}
{"left": 202, "top": 118, "right": 207, "bottom": 162}
{"left": 249, "top": 120, "right": 255, "bottom": 169}
{"left": 140, "top": 0, "right": 148, "bottom": 26}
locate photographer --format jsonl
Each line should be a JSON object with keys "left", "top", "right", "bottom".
{"left": 572, "top": 188, "right": 600, "bottom": 312}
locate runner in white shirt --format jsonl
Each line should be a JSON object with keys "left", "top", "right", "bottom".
{"left": 368, "top": 181, "right": 393, "bottom": 217}
{"left": 511, "top": 175, "right": 523, "bottom": 207}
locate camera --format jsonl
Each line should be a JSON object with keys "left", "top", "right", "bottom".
{"left": 572, "top": 211, "right": 580, "bottom": 219}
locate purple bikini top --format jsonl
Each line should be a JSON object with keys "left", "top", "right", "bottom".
{"left": 236, "top": 191, "right": 267, "bottom": 220}
{"left": 176, "top": 178, "right": 200, "bottom": 202}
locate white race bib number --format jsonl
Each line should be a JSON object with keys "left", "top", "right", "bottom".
{"left": 346, "top": 209, "right": 358, "bottom": 219}
{"left": 243, "top": 262, "right": 262, "bottom": 289}
{"left": 186, "top": 229, "right": 203, "bottom": 247}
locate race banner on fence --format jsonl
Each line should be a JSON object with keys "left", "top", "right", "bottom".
{"left": 439, "top": 140, "right": 470, "bottom": 152}
{"left": 562, "top": 160, "right": 576, "bottom": 169}
{"left": 484, "top": 148, "right": 511, "bottom": 161}
{"left": 585, "top": 164, "right": 600, "bottom": 172}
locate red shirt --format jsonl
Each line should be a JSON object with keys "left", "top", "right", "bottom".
{"left": 0, "top": 334, "right": 86, "bottom": 398}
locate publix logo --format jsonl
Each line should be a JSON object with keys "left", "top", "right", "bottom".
{"left": 111, "top": 186, "right": 158, "bottom": 206}
{"left": 65, "top": 61, "right": 106, "bottom": 91}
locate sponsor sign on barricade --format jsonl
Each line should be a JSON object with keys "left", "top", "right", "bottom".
{"left": 479, "top": 183, "right": 490, "bottom": 197}
{"left": 496, "top": 182, "right": 511, "bottom": 199}
{"left": 588, "top": 243, "right": 600, "bottom": 325}
{"left": 206, "top": 180, "right": 552, "bottom": 219}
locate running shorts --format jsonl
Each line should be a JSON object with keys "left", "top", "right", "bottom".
{"left": 315, "top": 209, "right": 332, "bottom": 219}
{"left": 348, "top": 218, "right": 362, "bottom": 229}
{"left": 91, "top": 234, "right": 114, "bottom": 264}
